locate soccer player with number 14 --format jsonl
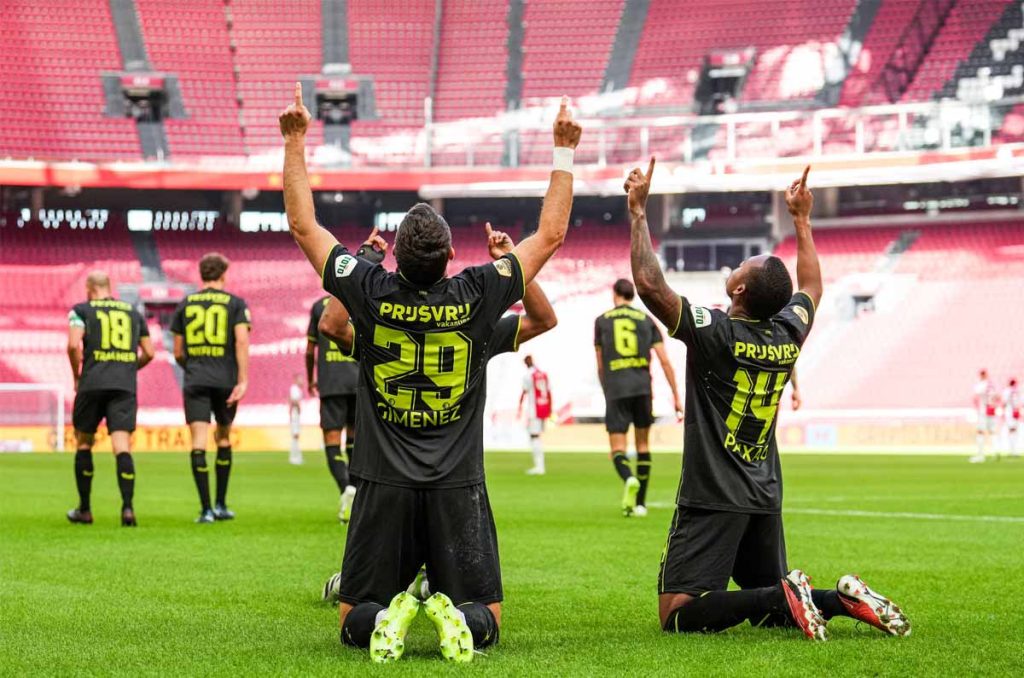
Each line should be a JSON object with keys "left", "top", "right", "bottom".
{"left": 628, "top": 162, "right": 911, "bottom": 640}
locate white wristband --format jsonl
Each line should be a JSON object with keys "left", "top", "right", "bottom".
{"left": 553, "top": 147, "right": 574, "bottom": 174}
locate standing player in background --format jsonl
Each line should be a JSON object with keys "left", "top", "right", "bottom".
{"left": 307, "top": 229, "right": 389, "bottom": 521}
{"left": 594, "top": 279, "right": 682, "bottom": 517}
{"left": 66, "top": 271, "right": 155, "bottom": 526}
{"left": 631, "top": 161, "right": 908, "bottom": 641}
{"left": 282, "top": 84, "right": 579, "bottom": 663}
{"left": 970, "top": 369, "right": 997, "bottom": 463}
{"left": 1001, "top": 377, "right": 1019, "bottom": 458}
{"left": 518, "top": 355, "right": 551, "bottom": 475}
{"left": 171, "top": 253, "right": 251, "bottom": 523}
{"left": 308, "top": 293, "right": 359, "bottom": 522}
{"left": 289, "top": 373, "right": 304, "bottom": 465}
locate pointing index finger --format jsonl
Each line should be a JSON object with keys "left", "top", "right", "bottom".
{"left": 800, "top": 165, "right": 810, "bottom": 189}
{"left": 294, "top": 81, "right": 303, "bottom": 107}
{"left": 559, "top": 95, "right": 568, "bottom": 115}
{"left": 485, "top": 221, "right": 493, "bottom": 236}
{"left": 645, "top": 156, "right": 656, "bottom": 183}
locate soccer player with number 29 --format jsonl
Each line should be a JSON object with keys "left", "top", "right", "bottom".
{"left": 628, "top": 162, "right": 911, "bottom": 641}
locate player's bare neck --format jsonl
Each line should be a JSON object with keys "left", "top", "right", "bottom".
{"left": 727, "top": 302, "right": 754, "bottom": 321}
{"left": 203, "top": 279, "right": 226, "bottom": 290}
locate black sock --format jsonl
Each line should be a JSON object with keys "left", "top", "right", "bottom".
{"left": 458, "top": 602, "right": 499, "bottom": 648}
{"left": 812, "top": 588, "right": 849, "bottom": 620}
{"left": 663, "top": 586, "right": 786, "bottom": 633}
{"left": 74, "top": 449, "right": 94, "bottom": 511}
{"left": 636, "top": 452, "right": 652, "bottom": 505}
{"left": 345, "top": 437, "right": 355, "bottom": 469}
{"left": 340, "top": 602, "right": 385, "bottom": 647}
{"left": 611, "top": 452, "right": 633, "bottom": 482}
{"left": 215, "top": 445, "right": 232, "bottom": 506}
{"left": 325, "top": 444, "right": 349, "bottom": 493}
{"left": 190, "top": 450, "right": 211, "bottom": 511}
{"left": 115, "top": 452, "right": 135, "bottom": 510}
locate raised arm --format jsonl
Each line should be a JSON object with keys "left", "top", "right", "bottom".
{"left": 784, "top": 166, "right": 822, "bottom": 309}
{"left": 512, "top": 96, "right": 582, "bottom": 285}
{"left": 280, "top": 82, "right": 340, "bottom": 276}
{"left": 486, "top": 223, "right": 558, "bottom": 343}
{"left": 628, "top": 158, "right": 681, "bottom": 330}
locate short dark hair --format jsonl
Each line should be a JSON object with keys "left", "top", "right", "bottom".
{"left": 744, "top": 256, "right": 792, "bottom": 320}
{"left": 613, "top": 278, "right": 635, "bottom": 301}
{"left": 394, "top": 203, "right": 452, "bottom": 285}
{"left": 199, "top": 252, "right": 229, "bottom": 282}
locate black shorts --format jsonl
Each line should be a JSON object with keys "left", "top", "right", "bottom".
{"left": 320, "top": 394, "right": 356, "bottom": 431}
{"left": 183, "top": 385, "right": 237, "bottom": 425}
{"left": 73, "top": 389, "right": 137, "bottom": 434}
{"left": 604, "top": 394, "right": 654, "bottom": 433}
{"left": 338, "top": 480, "right": 502, "bottom": 607}
{"left": 658, "top": 506, "right": 787, "bottom": 596}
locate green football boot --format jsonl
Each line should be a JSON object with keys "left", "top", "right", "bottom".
{"left": 369, "top": 592, "right": 420, "bottom": 663}
{"left": 423, "top": 593, "right": 474, "bottom": 663}
{"left": 622, "top": 476, "right": 640, "bottom": 517}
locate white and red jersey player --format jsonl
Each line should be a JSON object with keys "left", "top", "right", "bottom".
{"left": 519, "top": 355, "right": 551, "bottom": 475}
{"left": 970, "top": 369, "right": 997, "bottom": 463}
{"left": 1002, "top": 378, "right": 1020, "bottom": 457}
{"left": 974, "top": 370, "right": 997, "bottom": 433}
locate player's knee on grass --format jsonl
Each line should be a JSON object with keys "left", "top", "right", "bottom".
{"left": 340, "top": 602, "right": 385, "bottom": 647}
{"left": 458, "top": 602, "right": 500, "bottom": 648}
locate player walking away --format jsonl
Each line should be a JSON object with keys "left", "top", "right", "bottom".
{"left": 308, "top": 293, "right": 360, "bottom": 521}
{"left": 66, "top": 271, "right": 155, "bottom": 526}
{"left": 594, "top": 278, "right": 682, "bottom": 517}
{"left": 171, "top": 253, "right": 251, "bottom": 523}
{"left": 281, "top": 83, "right": 579, "bottom": 663}
{"left": 1001, "top": 377, "right": 1020, "bottom": 458}
{"left": 519, "top": 355, "right": 551, "bottom": 475}
{"left": 970, "top": 369, "right": 998, "bottom": 463}
{"left": 629, "top": 161, "right": 910, "bottom": 641}
{"left": 289, "top": 373, "right": 304, "bottom": 465}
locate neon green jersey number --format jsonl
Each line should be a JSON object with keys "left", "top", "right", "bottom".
{"left": 373, "top": 326, "right": 418, "bottom": 410}
{"left": 184, "top": 304, "right": 228, "bottom": 345}
{"left": 613, "top": 318, "right": 638, "bottom": 357}
{"left": 96, "top": 310, "right": 132, "bottom": 350}
{"left": 725, "top": 368, "right": 786, "bottom": 446}
{"left": 372, "top": 326, "right": 471, "bottom": 412}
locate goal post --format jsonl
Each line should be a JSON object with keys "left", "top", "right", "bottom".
{"left": 0, "top": 383, "right": 66, "bottom": 452}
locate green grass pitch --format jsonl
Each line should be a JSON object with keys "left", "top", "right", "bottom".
{"left": 1, "top": 451, "right": 1022, "bottom": 675}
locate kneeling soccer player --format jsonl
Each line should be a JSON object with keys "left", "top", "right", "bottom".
{"left": 628, "top": 162, "right": 910, "bottom": 641}
{"left": 66, "top": 271, "right": 155, "bottom": 526}
{"left": 281, "top": 84, "right": 579, "bottom": 662}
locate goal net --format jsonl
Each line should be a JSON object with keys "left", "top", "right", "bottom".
{"left": 0, "top": 383, "right": 65, "bottom": 452}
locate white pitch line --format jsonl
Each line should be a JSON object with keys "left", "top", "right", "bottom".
{"left": 643, "top": 503, "right": 1024, "bottom": 523}
{"left": 785, "top": 508, "right": 1024, "bottom": 524}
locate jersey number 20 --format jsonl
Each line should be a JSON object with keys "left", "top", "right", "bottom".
{"left": 185, "top": 305, "right": 228, "bottom": 346}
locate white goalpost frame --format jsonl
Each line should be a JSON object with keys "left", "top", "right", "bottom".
{"left": 0, "top": 383, "right": 65, "bottom": 452}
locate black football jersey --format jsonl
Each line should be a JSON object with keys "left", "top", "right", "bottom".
{"left": 594, "top": 305, "right": 663, "bottom": 399}
{"left": 170, "top": 288, "right": 251, "bottom": 388}
{"left": 670, "top": 293, "right": 815, "bottom": 513}
{"left": 322, "top": 244, "right": 525, "bottom": 488}
{"left": 69, "top": 298, "right": 149, "bottom": 393}
{"left": 308, "top": 296, "right": 359, "bottom": 396}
